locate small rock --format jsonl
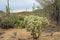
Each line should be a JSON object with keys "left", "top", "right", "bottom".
{"left": 13, "top": 32, "right": 17, "bottom": 36}
{"left": 0, "top": 32, "right": 4, "bottom": 35}
{"left": 18, "top": 38, "right": 26, "bottom": 40}
{"left": 0, "top": 35, "right": 4, "bottom": 38}
{"left": 7, "top": 37, "right": 18, "bottom": 40}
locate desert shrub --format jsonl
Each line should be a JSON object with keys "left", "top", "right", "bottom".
{"left": 18, "top": 16, "right": 26, "bottom": 28}
{"left": 0, "top": 16, "right": 14, "bottom": 29}
{"left": 25, "top": 15, "right": 48, "bottom": 40}
{"left": 10, "top": 15, "right": 20, "bottom": 27}
{"left": 0, "top": 14, "right": 27, "bottom": 29}
{"left": 11, "top": 15, "right": 26, "bottom": 28}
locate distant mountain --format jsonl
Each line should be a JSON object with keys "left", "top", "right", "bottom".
{"left": 0, "top": 11, "right": 5, "bottom": 14}
{"left": 34, "top": 9, "right": 45, "bottom": 13}
{"left": 11, "top": 11, "right": 33, "bottom": 15}
{"left": 11, "top": 9, "right": 46, "bottom": 15}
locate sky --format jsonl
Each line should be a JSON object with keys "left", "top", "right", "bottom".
{"left": 0, "top": 0, "right": 40, "bottom": 12}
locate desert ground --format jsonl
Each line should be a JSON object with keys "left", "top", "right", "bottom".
{"left": 0, "top": 28, "right": 60, "bottom": 40}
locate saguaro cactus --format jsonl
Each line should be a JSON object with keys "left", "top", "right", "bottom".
{"left": 6, "top": 0, "right": 10, "bottom": 14}
{"left": 32, "top": 3, "right": 35, "bottom": 12}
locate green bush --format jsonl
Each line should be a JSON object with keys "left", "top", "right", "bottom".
{"left": 10, "top": 15, "right": 20, "bottom": 27}
{"left": 18, "top": 16, "right": 26, "bottom": 28}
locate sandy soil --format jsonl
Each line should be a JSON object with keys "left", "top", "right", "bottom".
{"left": 0, "top": 28, "right": 60, "bottom": 40}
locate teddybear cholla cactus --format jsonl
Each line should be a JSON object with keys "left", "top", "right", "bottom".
{"left": 25, "top": 15, "right": 48, "bottom": 40}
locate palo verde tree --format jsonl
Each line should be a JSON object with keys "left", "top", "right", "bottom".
{"left": 25, "top": 15, "right": 48, "bottom": 40}
{"left": 51, "top": 0, "right": 60, "bottom": 24}
{"left": 36, "top": 0, "right": 60, "bottom": 24}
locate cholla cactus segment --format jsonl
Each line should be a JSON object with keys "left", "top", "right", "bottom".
{"left": 24, "top": 15, "right": 48, "bottom": 33}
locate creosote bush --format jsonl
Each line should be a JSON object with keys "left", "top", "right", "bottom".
{"left": 25, "top": 15, "right": 48, "bottom": 40}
